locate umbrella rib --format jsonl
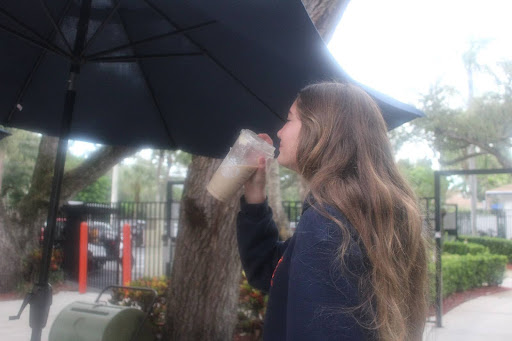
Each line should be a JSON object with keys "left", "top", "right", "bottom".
{"left": 5, "top": 52, "right": 47, "bottom": 124}
{"left": 5, "top": 0, "right": 75, "bottom": 124}
{"left": 0, "top": 7, "right": 71, "bottom": 58}
{"left": 143, "top": 0, "right": 285, "bottom": 122}
{"left": 80, "top": 0, "right": 122, "bottom": 58}
{"left": 89, "top": 52, "right": 203, "bottom": 62}
{"left": 116, "top": 9, "right": 177, "bottom": 149}
{"left": 39, "top": 0, "right": 74, "bottom": 55}
{"left": 84, "top": 20, "right": 216, "bottom": 60}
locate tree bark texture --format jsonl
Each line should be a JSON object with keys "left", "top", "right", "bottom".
{"left": 165, "top": 1, "right": 350, "bottom": 339}
{"left": 0, "top": 205, "right": 25, "bottom": 291}
{"left": 155, "top": 150, "right": 164, "bottom": 202}
{"left": 303, "top": 0, "right": 350, "bottom": 42}
{"left": 0, "top": 135, "right": 137, "bottom": 291}
{"left": 266, "top": 159, "right": 291, "bottom": 240}
{"left": 167, "top": 156, "right": 242, "bottom": 340}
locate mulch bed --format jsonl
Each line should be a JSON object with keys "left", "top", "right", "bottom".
{"left": 429, "top": 285, "right": 512, "bottom": 316}
{"left": 0, "top": 291, "right": 22, "bottom": 301}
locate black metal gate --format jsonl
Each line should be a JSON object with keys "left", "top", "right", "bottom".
{"left": 61, "top": 201, "right": 176, "bottom": 289}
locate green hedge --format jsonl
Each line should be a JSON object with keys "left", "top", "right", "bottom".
{"left": 440, "top": 253, "right": 507, "bottom": 298}
{"left": 459, "top": 236, "right": 512, "bottom": 262}
{"left": 443, "top": 241, "right": 489, "bottom": 255}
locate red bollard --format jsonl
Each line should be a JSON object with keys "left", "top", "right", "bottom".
{"left": 79, "top": 222, "right": 88, "bottom": 293}
{"left": 122, "top": 224, "right": 132, "bottom": 286}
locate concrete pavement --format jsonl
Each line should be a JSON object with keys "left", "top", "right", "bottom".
{"left": 424, "top": 272, "right": 512, "bottom": 341}
{"left": 1, "top": 290, "right": 99, "bottom": 341}
{"left": 1, "top": 276, "right": 512, "bottom": 341}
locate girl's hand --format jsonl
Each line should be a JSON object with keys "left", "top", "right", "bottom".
{"left": 244, "top": 134, "right": 273, "bottom": 204}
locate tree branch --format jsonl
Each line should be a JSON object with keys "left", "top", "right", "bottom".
{"left": 61, "top": 145, "right": 138, "bottom": 201}
{"left": 439, "top": 152, "right": 486, "bottom": 166}
{"left": 435, "top": 127, "right": 512, "bottom": 168}
{"left": 16, "top": 136, "right": 137, "bottom": 229}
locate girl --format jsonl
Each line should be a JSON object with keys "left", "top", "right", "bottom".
{"left": 237, "top": 82, "right": 428, "bottom": 340}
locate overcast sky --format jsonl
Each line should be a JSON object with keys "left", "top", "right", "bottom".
{"left": 328, "top": 0, "right": 512, "bottom": 108}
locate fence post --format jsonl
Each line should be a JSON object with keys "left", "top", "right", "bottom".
{"left": 434, "top": 172, "right": 443, "bottom": 327}
{"left": 79, "top": 222, "right": 88, "bottom": 294}
{"left": 123, "top": 224, "right": 132, "bottom": 285}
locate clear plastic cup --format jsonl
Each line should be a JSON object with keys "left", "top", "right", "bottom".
{"left": 207, "top": 129, "right": 275, "bottom": 202}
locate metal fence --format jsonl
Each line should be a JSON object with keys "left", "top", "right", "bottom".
{"left": 283, "top": 201, "right": 302, "bottom": 231}
{"left": 60, "top": 199, "right": 303, "bottom": 289}
{"left": 418, "top": 197, "right": 512, "bottom": 239}
{"left": 59, "top": 201, "right": 176, "bottom": 289}
{"left": 457, "top": 209, "right": 511, "bottom": 238}
{"left": 60, "top": 196, "right": 511, "bottom": 289}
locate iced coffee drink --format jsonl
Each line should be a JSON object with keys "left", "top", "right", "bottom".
{"left": 207, "top": 130, "right": 275, "bottom": 202}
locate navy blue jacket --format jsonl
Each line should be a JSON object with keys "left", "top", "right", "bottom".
{"left": 237, "top": 197, "right": 374, "bottom": 340}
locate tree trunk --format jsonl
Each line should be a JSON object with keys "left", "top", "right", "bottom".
{"left": 303, "top": 0, "right": 350, "bottom": 42}
{"left": 0, "top": 206, "right": 26, "bottom": 291}
{"left": 155, "top": 150, "right": 165, "bottom": 202}
{"left": 0, "top": 135, "right": 137, "bottom": 291}
{"left": 165, "top": 152, "right": 173, "bottom": 201}
{"left": 266, "top": 160, "right": 291, "bottom": 240}
{"left": 165, "top": 1, "right": 350, "bottom": 338}
{"left": 167, "top": 156, "right": 242, "bottom": 340}
{"left": 165, "top": 151, "right": 173, "bottom": 184}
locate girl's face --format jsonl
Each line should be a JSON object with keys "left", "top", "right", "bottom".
{"left": 277, "top": 101, "right": 302, "bottom": 171}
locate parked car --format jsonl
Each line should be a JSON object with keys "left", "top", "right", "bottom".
{"left": 118, "top": 219, "right": 145, "bottom": 247}
{"left": 41, "top": 218, "right": 109, "bottom": 272}
{"left": 87, "top": 243, "right": 108, "bottom": 271}
{"left": 88, "top": 221, "right": 117, "bottom": 244}
{"left": 89, "top": 220, "right": 138, "bottom": 265}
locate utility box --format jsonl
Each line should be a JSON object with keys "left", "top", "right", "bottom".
{"left": 48, "top": 301, "right": 153, "bottom": 341}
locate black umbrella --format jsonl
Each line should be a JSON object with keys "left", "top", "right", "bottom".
{"left": 0, "top": 1, "right": 423, "bottom": 340}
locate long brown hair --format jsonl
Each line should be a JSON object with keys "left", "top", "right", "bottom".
{"left": 295, "top": 82, "right": 428, "bottom": 340}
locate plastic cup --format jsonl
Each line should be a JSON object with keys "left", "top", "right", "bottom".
{"left": 207, "top": 129, "right": 275, "bottom": 202}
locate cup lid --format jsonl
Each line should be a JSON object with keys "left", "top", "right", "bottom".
{"left": 239, "top": 129, "right": 275, "bottom": 158}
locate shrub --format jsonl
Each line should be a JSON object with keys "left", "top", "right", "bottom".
{"left": 440, "top": 253, "right": 507, "bottom": 298}
{"left": 443, "top": 241, "right": 489, "bottom": 255}
{"left": 109, "top": 273, "right": 270, "bottom": 340}
{"left": 236, "top": 272, "right": 267, "bottom": 339}
{"left": 110, "top": 276, "right": 169, "bottom": 340}
{"left": 459, "top": 236, "right": 512, "bottom": 262}
{"left": 22, "top": 248, "right": 64, "bottom": 285}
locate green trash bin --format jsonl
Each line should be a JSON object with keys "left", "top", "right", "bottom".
{"left": 49, "top": 286, "right": 156, "bottom": 341}
{"left": 49, "top": 301, "right": 153, "bottom": 341}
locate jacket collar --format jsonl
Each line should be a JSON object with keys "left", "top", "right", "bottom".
{"left": 301, "top": 193, "right": 315, "bottom": 214}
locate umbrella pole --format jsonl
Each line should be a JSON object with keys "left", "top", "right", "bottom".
{"left": 28, "top": 77, "right": 75, "bottom": 341}
{"left": 7, "top": 75, "right": 75, "bottom": 341}
{"left": 28, "top": 83, "right": 75, "bottom": 341}
{"left": 28, "top": 1, "right": 91, "bottom": 340}
{"left": 29, "top": 131, "right": 71, "bottom": 341}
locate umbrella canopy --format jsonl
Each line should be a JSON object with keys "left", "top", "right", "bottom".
{"left": 1, "top": 0, "right": 422, "bottom": 158}
{"left": 0, "top": 1, "right": 423, "bottom": 340}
